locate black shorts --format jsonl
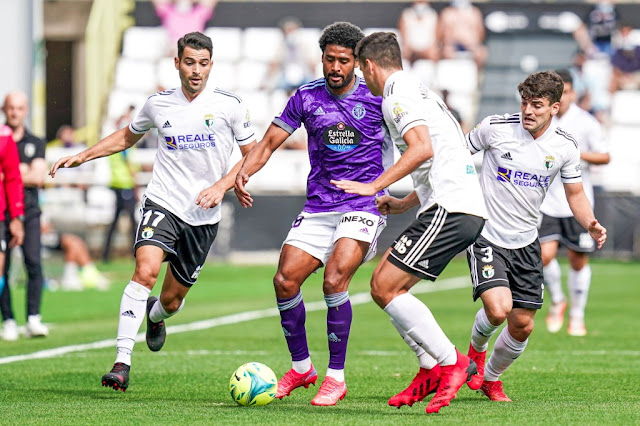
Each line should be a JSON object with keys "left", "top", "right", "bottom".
{"left": 387, "top": 205, "right": 485, "bottom": 281}
{"left": 135, "top": 199, "right": 218, "bottom": 287}
{"left": 0, "top": 221, "right": 5, "bottom": 254}
{"left": 538, "top": 214, "right": 595, "bottom": 253}
{"left": 467, "top": 235, "right": 544, "bottom": 310}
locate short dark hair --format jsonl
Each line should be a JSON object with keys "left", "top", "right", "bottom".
{"left": 177, "top": 32, "right": 213, "bottom": 59}
{"left": 554, "top": 68, "right": 573, "bottom": 86}
{"left": 355, "top": 32, "right": 403, "bottom": 70}
{"left": 318, "top": 22, "right": 364, "bottom": 54}
{"left": 518, "top": 71, "right": 564, "bottom": 104}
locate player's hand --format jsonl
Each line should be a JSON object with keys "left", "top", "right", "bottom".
{"left": 331, "top": 179, "right": 377, "bottom": 196}
{"left": 196, "top": 183, "right": 225, "bottom": 211}
{"left": 8, "top": 218, "right": 24, "bottom": 248}
{"left": 375, "top": 195, "right": 407, "bottom": 215}
{"left": 49, "top": 155, "right": 84, "bottom": 178}
{"left": 588, "top": 219, "right": 607, "bottom": 250}
{"left": 234, "top": 171, "right": 253, "bottom": 208}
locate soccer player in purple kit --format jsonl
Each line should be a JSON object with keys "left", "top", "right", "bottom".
{"left": 234, "top": 22, "right": 392, "bottom": 406}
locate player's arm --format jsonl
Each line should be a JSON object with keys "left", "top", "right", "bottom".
{"left": 563, "top": 181, "right": 607, "bottom": 249}
{"left": 49, "top": 127, "right": 143, "bottom": 178}
{"left": 331, "top": 125, "right": 433, "bottom": 196}
{"left": 580, "top": 151, "right": 610, "bottom": 165}
{"left": 376, "top": 191, "right": 420, "bottom": 215}
{"left": 234, "top": 124, "right": 290, "bottom": 208}
{"left": 196, "top": 140, "right": 257, "bottom": 211}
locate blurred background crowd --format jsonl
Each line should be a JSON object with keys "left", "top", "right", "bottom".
{"left": 0, "top": 0, "right": 639, "bottom": 295}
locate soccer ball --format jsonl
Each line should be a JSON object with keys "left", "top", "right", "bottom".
{"left": 229, "top": 362, "right": 277, "bottom": 406}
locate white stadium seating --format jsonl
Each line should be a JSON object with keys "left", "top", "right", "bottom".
{"left": 121, "top": 27, "right": 168, "bottom": 61}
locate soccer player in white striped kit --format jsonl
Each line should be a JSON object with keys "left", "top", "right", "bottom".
{"left": 539, "top": 69, "right": 610, "bottom": 337}
{"left": 333, "top": 31, "right": 488, "bottom": 414}
{"left": 50, "top": 32, "right": 257, "bottom": 391}
{"left": 464, "top": 71, "right": 607, "bottom": 402}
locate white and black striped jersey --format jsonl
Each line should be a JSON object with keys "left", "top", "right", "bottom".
{"left": 541, "top": 103, "right": 608, "bottom": 218}
{"left": 467, "top": 113, "right": 582, "bottom": 249}
{"left": 130, "top": 85, "right": 255, "bottom": 226}
{"left": 382, "top": 71, "right": 487, "bottom": 219}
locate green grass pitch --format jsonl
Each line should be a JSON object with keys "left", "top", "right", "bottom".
{"left": 0, "top": 257, "right": 639, "bottom": 424}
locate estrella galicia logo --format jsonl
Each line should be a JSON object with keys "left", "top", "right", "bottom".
{"left": 323, "top": 122, "right": 361, "bottom": 152}
{"left": 352, "top": 103, "right": 366, "bottom": 120}
{"left": 497, "top": 167, "right": 511, "bottom": 182}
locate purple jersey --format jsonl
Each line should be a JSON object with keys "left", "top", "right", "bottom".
{"left": 274, "top": 76, "right": 392, "bottom": 215}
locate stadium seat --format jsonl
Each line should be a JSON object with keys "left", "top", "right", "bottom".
{"left": 106, "top": 89, "right": 148, "bottom": 123}
{"left": 155, "top": 57, "right": 180, "bottom": 90}
{"left": 86, "top": 184, "right": 117, "bottom": 225}
{"left": 114, "top": 58, "right": 157, "bottom": 93}
{"left": 205, "top": 27, "right": 243, "bottom": 62}
{"left": 610, "top": 90, "right": 640, "bottom": 126}
{"left": 409, "top": 59, "right": 436, "bottom": 86}
{"left": 600, "top": 125, "right": 640, "bottom": 193}
{"left": 235, "top": 59, "right": 269, "bottom": 91}
{"left": 210, "top": 60, "right": 237, "bottom": 91}
{"left": 121, "top": 27, "right": 169, "bottom": 61}
{"left": 446, "top": 91, "right": 476, "bottom": 127}
{"left": 242, "top": 27, "right": 283, "bottom": 62}
{"left": 436, "top": 58, "right": 478, "bottom": 94}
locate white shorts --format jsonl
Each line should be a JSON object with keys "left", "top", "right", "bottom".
{"left": 283, "top": 211, "right": 386, "bottom": 265}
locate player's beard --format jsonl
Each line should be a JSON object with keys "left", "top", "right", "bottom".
{"left": 326, "top": 70, "right": 355, "bottom": 91}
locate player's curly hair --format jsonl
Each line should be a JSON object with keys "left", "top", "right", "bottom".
{"left": 319, "top": 22, "right": 365, "bottom": 54}
{"left": 177, "top": 32, "right": 213, "bottom": 58}
{"left": 518, "top": 71, "right": 564, "bottom": 104}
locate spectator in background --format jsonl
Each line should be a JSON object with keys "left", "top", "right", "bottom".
{"left": 609, "top": 23, "right": 640, "bottom": 93}
{"left": 41, "top": 216, "right": 109, "bottom": 291}
{"left": 263, "top": 17, "right": 317, "bottom": 95}
{"left": 573, "top": 0, "right": 617, "bottom": 59}
{"left": 438, "top": 0, "right": 487, "bottom": 69}
{"left": 153, "top": 0, "right": 217, "bottom": 55}
{"left": 102, "top": 149, "right": 139, "bottom": 262}
{"left": 397, "top": 1, "right": 439, "bottom": 64}
{"left": 1, "top": 92, "right": 46, "bottom": 341}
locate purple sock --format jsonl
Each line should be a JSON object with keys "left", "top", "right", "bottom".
{"left": 277, "top": 292, "right": 309, "bottom": 361}
{"left": 325, "top": 292, "right": 352, "bottom": 369}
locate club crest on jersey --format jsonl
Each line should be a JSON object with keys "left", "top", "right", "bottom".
{"left": 352, "top": 103, "right": 366, "bottom": 120}
{"left": 141, "top": 227, "right": 154, "bottom": 239}
{"left": 544, "top": 155, "right": 555, "bottom": 170}
{"left": 482, "top": 265, "right": 495, "bottom": 279}
{"left": 204, "top": 114, "right": 214, "bottom": 128}
{"left": 323, "top": 122, "right": 361, "bottom": 152}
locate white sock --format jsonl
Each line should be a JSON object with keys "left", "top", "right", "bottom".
{"left": 484, "top": 328, "right": 528, "bottom": 381}
{"left": 390, "top": 317, "right": 438, "bottom": 369}
{"left": 115, "top": 281, "right": 150, "bottom": 365}
{"left": 384, "top": 293, "right": 457, "bottom": 366}
{"left": 149, "top": 298, "right": 185, "bottom": 323}
{"left": 568, "top": 265, "right": 591, "bottom": 320}
{"left": 544, "top": 258, "right": 565, "bottom": 304}
{"left": 471, "top": 308, "right": 500, "bottom": 352}
{"left": 292, "top": 357, "right": 312, "bottom": 374}
{"left": 326, "top": 368, "right": 344, "bottom": 382}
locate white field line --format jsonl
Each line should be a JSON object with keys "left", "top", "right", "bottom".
{"left": 0, "top": 277, "right": 469, "bottom": 365}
